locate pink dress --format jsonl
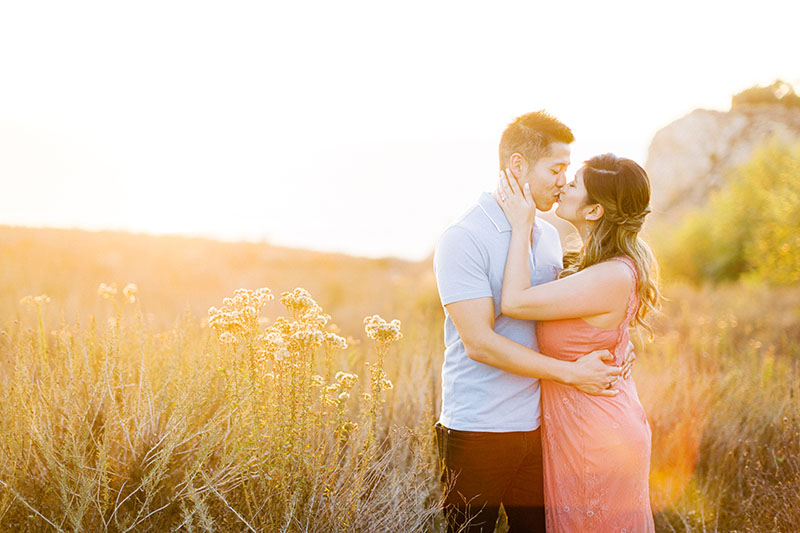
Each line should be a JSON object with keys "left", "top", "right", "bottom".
{"left": 536, "top": 257, "right": 654, "bottom": 532}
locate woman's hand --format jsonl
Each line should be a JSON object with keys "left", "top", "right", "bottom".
{"left": 492, "top": 168, "right": 536, "bottom": 231}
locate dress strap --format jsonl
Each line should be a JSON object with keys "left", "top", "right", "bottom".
{"left": 608, "top": 256, "right": 640, "bottom": 326}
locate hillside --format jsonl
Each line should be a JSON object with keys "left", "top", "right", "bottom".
{"left": 645, "top": 103, "right": 800, "bottom": 223}
{"left": 0, "top": 225, "right": 437, "bottom": 334}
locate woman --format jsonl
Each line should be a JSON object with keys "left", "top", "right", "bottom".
{"left": 494, "top": 153, "right": 660, "bottom": 532}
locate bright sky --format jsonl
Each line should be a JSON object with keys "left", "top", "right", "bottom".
{"left": 2, "top": 0, "right": 798, "bottom": 260}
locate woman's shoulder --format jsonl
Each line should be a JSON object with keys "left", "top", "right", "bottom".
{"left": 582, "top": 256, "right": 637, "bottom": 290}
{"left": 605, "top": 255, "right": 638, "bottom": 280}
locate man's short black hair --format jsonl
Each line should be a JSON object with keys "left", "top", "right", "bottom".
{"left": 499, "top": 110, "right": 574, "bottom": 168}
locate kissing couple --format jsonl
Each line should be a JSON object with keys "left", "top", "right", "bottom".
{"left": 433, "top": 110, "right": 660, "bottom": 532}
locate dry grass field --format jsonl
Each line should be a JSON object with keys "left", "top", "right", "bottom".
{"left": 1, "top": 226, "right": 799, "bottom": 532}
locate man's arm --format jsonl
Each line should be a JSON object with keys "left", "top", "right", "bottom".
{"left": 447, "top": 297, "right": 621, "bottom": 396}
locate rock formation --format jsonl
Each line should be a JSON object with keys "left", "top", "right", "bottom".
{"left": 645, "top": 104, "right": 800, "bottom": 222}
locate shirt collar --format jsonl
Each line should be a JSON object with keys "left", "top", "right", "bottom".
{"left": 478, "top": 192, "right": 511, "bottom": 232}
{"left": 477, "top": 192, "right": 543, "bottom": 237}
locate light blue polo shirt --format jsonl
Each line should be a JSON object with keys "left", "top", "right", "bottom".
{"left": 433, "top": 192, "right": 563, "bottom": 432}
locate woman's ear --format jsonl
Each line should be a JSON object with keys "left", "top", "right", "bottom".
{"left": 509, "top": 153, "right": 526, "bottom": 179}
{"left": 585, "top": 203, "right": 604, "bottom": 222}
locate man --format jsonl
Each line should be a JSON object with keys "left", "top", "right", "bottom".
{"left": 433, "top": 111, "right": 626, "bottom": 532}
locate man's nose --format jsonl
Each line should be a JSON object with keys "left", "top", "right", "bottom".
{"left": 555, "top": 173, "right": 567, "bottom": 188}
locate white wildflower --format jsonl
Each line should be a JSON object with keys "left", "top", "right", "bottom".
{"left": 123, "top": 283, "right": 137, "bottom": 303}
{"left": 219, "top": 332, "right": 238, "bottom": 344}
{"left": 98, "top": 283, "right": 117, "bottom": 300}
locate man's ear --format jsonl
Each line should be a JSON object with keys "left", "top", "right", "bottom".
{"left": 585, "top": 203, "right": 604, "bottom": 221}
{"left": 508, "top": 153, "right": 526, "bottom": 180}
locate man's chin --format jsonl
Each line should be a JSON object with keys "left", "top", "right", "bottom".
{"left": 535, "top": 201, "right": 556, "bottom": 212}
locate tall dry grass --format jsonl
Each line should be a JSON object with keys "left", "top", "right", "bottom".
{"left": 1, "top": 284, "right": 439, "bottom": 531}
{"left": 1, "top": 226, "right": 799, "bottom": 531}
{"left": 641, "top": 284, "right": 800, "bottom": 532}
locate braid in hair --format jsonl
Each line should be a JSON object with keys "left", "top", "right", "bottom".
{"left": 559, "top": 154, "right": 661, "bottom": 339}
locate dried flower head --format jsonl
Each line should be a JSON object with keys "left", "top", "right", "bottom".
{"left": 280, "top": 288, "right": 323, "bottom": 320}
{"left": 260, "top": 330, "right": 284, "bottom": 347}
{"left": 324, "top": 331, "right": 348, "bottom": 351}
{"left": 208, "top": 287, "right": 273, "bottom": 341}
{"left": 123, "top": 283, "right": 138, "bottom": 303}
{"left": 259, "top": 328, "right": 294, "bottom": 362}
{"left": 323, "top": 395, "right": 339, "bottom": 407}
{"left": 321, "top": 381, "right": 342, "bottom": 406}
{"left": 364, "top": 315, "right": 403, "bottom": 345}
{"left": 219, "top": 332, "right": 238, "bottom": 344}
{"left": 310, "top": 313, "right": 331, "bottom": 329}
{"left": 254, "top": 287, "right": 274, "bottom": 306}
{"left": 335, "top": 371, "right": 359, "bottom": 390}
{"left": 289, "top": 327, "right": 325, "bottom": 351}
{"left": 273, "top": 347, "right": 290, "bottom": 362}
{"left": 20, "top": 294, "right": 51, "bottom": 306}
{"left": 98, "top": 283, "right": 118, "bottom": 300}
{"left": 242, "top": 306, "right": 257, "bottom": 321}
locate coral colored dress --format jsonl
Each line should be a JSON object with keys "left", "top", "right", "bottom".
{"left": 536, "top": 257, "right": 655, "bottom": 532}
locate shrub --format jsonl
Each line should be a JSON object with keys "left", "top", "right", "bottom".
{"left": 658, "top": 139, "right": 800, "bottom": 284}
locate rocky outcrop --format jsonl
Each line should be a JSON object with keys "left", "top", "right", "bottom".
{"left": 645, "top": 104, "right": 800, "bottom": 222}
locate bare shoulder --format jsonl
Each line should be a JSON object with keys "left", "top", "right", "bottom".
{"left": 579, "top": 259, "right": 636, "bottom": 293}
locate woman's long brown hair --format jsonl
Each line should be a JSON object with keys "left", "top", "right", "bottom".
{"left": 560, "top": 153, "right": 662, "bottom": 339}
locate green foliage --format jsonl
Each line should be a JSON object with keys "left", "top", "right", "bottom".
{"left": 659, "top": 140, "right": 800, "bottom": 284}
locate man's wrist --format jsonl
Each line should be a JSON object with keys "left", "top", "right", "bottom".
{"left": 554, "top": 359, "right": 575, "bottom": 387}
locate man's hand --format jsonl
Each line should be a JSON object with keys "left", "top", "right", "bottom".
{"left": 621, "top": 341, "right": 636, "bottom": 380}
{"left": 567, "top": 349, "right": 622, "bottom": 397}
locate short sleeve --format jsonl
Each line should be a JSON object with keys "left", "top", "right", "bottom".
{"left": 433, "top": 225, "right": 493, "bottom": 306}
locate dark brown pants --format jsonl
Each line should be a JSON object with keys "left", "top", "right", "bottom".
{"left": 435, "top": 422, "right": 546, "bottom": 533}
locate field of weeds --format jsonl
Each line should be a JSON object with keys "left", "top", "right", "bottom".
{"left": 1, "top": 227, "right": 799, "bottom": 532}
